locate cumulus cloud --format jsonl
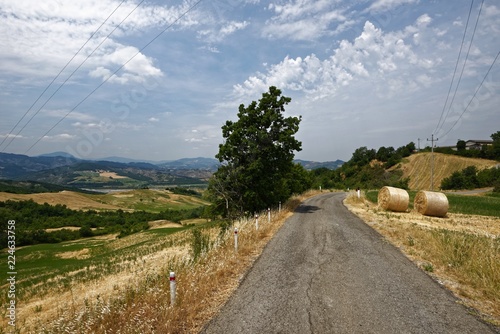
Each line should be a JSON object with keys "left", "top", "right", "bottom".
{"left": 234, "top": 17, "right": 435, "bottom": 100}
{"left": 0, "top": 0, "right": 191, "bottom": 83}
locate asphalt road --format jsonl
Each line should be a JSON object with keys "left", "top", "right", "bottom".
{"left": 201, "top": 192, "right": 498, "bottom": 334}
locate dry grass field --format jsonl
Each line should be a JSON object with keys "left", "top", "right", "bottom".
{"left": 0, "top": 188, "right": 209, "bottom": 212}
{"left": 344, "top": 192, "right": 500, "bottom": 327}
{"left": 0, "top": 191, "right": 120, "bottom": 210}
{"left": 398, "top": 152, "right": 498, "bottom": 190}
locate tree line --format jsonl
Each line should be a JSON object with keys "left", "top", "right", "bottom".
{"left": 307, "top": 142, "right": 415, "bottom": 191}
{"left": 441, "top": 166, "right": 500, "bottom": 191}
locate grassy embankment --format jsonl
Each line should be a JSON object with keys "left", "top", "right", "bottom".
{"left": 347, "top": 190, "right": 499, "bottom": 327}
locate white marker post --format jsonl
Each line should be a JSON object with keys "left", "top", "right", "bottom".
{"left": 279, "top": 201, "right": 281, "bottom": 213}
{"left": 267, "top": 208, "right": 271, "bottom": 223}
{"left": 234, "top": 228, "right": 238, "bottom": 252}
{"left": 169, "top": 272, "right": 176, "bottom": 306}
{"left": 255, "top": 214, "right": 259, "bottom": 230}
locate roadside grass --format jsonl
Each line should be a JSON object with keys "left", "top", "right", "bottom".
{"left": 18, "top": 191, "right": 319, "bottom": 333}
{"left": 351, "top": 191, "right": 500, "bottom": 325}
{"left": 384, "top": 221, "right": 500, "bottom": 324}
{"left": 0, "top": 226, "right": 193, "bottom": 307}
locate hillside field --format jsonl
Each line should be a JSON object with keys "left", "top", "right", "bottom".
{"left": 0, "top": 188, "right": 209, "bottom": 212}
{"left": 396, "top": 152, "right": 498, "bottom": 190}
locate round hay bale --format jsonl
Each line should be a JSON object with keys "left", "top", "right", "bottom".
{"left": 414, "top": 191, "right": 448, "bottom": 217}
{"left": 377, "top": 186, "right": 409, "bottom": 212}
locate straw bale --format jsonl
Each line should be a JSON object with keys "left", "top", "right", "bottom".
{"left": 377, "top": 186, "right": 409, "bottom": 212}
{"left": 414, "top": 190, "right": 449, "bottom": 217}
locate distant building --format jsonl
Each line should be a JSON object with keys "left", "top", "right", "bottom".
{"left": 465, "top": 139, "right": 493, "bottom": 150}
{"left": 439, "top": 139, "right": 493, "bottom": 151}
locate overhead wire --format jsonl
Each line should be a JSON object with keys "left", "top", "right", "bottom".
{"left": 0, "top": 0, "right": 128, "bottom": 152}
{"left": 433, "top": 0, "right": 474, "bottom": 135}
{"left": 434, "top": 0, "right": 484, "bottom": 136}
{"left": 440, "top": 50, "right": 499, "bottom": 139}
{"left": 24, "top": 0, "right": 205, "bottom": 154}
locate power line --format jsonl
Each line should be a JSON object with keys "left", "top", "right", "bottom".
{"left": 435, "top": 0, "right": 484, "bottom": 136}
{"left": 24, "top": 0, "right": 205, "bottom": 154}
{"left": 440, "top": 50, "right": 500, "bottom": 139}
{"left": 433, "top": 0, "right": 474, "bottom": 135}
{"left": 9, "top": 0, "right": 146, "bottom": 153}
{"left": 0, "top": 0, "right": 127, "bottom": 152}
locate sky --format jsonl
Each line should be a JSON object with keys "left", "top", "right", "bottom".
{"left": 0, "top": 0, "right": 499, "bottom": 162}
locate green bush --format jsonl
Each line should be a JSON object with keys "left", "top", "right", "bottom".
{"left": 191, "top": 229, "right": 210, "bottom": 261}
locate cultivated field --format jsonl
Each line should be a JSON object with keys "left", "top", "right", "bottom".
{"left": 0, "top": 191, "right": 120, "bottom": 211}
{"left": 0, "top": 188, "right": 209, "bottom": 212}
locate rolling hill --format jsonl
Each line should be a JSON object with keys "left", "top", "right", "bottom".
{"left": 0, "top": 188, "right": 209, "bottom": 212}
{"left": 0, "top": 153, "right": 208, "bottom": 188}
{"left": 396, "top": 152, "right": 499, "bottom": 190}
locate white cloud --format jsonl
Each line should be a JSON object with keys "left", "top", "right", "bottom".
{"left": 235, "top": 17, "right": 434, "bottom": 100}
{"left": 44, "top": 109, "right": 96, "bottom": 122}
{"left": 220, "top": 21, "right": 249, "bottom": 36}
{"left": 89, "top": 45, "right": 163, "bottom": 84}
{"left": 0, "top": 133, "right": 25, "bottom": 139}
{"left": 197, "top": 20, "right": 249, "bottom": 43}
{"left": 0, "top": 0, "right": 191, "bottom": 83}
{"left": 42, "top": 133, "right": 76, "bottom": 142}
{"left": 149, "top": 117, "right": 159, "bottom": 122}
{"left": 367, "top": 0, "right": 420, "bottom": 13}
{"left": 185, "top": 137, "right": 202, "bottom": 143}
{"left": 263, "top": 0, "right": 347, "bottom": 40}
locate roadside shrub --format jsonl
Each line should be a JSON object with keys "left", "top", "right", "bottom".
{"left": 191, "top": 228, "right": 210, "bottom": 262}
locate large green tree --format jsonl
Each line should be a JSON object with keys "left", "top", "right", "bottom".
{"left": 208, "top": 86, "right": 303, "bottom": 215}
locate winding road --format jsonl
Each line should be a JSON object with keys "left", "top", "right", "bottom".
{"left": 202, "top": 192, "right": 498, "bottom": 334}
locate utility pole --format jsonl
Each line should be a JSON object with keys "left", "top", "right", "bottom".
{"left": 427, "top": 134, "right": 438, "bottom": 191}
{"left": 415, "top": 138, "right": 421, "bottom": 189}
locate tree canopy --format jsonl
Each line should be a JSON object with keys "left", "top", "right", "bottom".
{"left": 208, "top": 86, "right": 305, "bottom": 216}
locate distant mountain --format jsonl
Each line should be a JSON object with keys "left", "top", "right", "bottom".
{"left": 99, "top": 156, "right": 167, "bottom": 164}
{"left": 158, "top": 157, "right": 220, "bottom": 171}
{"left": 38, "top": 151, "right": 76, "bottom": 159}
{"left": 0, "top": 152, "right": 343, "bottom": 189}
{"left": 0, "top": 152, "right": 79, "bottom": 179}
{"left": 0, "top": 153, "right": 206, "bottom": 187}
{"left": 97, "top": 156, "right": 220, "bottom": 170}
{"left": 295, "top": 159, "right": 344, "bottom": 170}
{"left": 20, "top": 161, "right": 203, "bottom": 188}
